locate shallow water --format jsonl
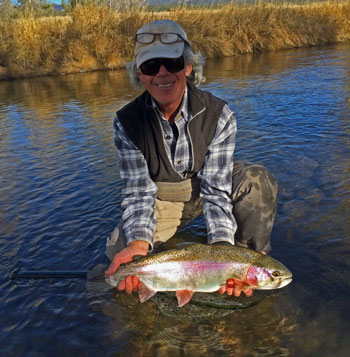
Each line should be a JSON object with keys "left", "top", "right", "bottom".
{"left": 1, "top": 43, "right": 350, "bottom": 356}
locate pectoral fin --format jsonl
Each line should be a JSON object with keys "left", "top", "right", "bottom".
{"left": 138, "top": 284, "right": 157, "bottom": 303}
{"left": 176, "top": 290, "right": 194, "bottom": 307}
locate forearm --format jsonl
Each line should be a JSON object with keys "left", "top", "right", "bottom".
{"left": 121, "top": 190, "right": 157, "bottom": 248}
{"left": 202, "top": 193, "right": 236, "bottom": 245}
{"left": 198, "top": 104, "right": 237, "bottom": 244}
{"left": 115, "top": 116, "right": 157, "bottom": 249}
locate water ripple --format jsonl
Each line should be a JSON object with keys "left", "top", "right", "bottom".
{"left": 1, "top": 43, "right": 350, "bottom": 356}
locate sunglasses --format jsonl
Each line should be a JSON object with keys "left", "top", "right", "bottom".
{"left": 140, "top": 56, "right": 185, "bottom": 76}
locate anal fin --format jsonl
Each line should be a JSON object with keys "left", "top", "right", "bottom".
{"left": 176, "top": 290, "right": 194, "bottom": 307}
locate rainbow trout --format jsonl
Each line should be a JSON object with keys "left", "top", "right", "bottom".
{"left": 105, "top": 243, "right": 292, "bottom": 307}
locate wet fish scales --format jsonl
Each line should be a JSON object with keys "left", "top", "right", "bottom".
{"left": 105, "top": 244, "right": 292, "bottom": 307}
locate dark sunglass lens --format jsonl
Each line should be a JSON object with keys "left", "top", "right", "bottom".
{"left": 164, "top": 57, "right": 184, "bottom": 73}
{"left": 140, "top": 60, "right": 161, "bottom": 76}
{"left": 140, "top": 57, "right": 184, "bottom": 76}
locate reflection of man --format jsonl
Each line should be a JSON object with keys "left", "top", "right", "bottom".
{"left": 105, "top": 20, "right": 279, "bottom": 302}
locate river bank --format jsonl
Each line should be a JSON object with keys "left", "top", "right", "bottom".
{"left": 1, "top": 2, "right": 350, "bottom": 80}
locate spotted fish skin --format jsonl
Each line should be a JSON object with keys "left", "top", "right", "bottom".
{"left": 105, "top": 244, "right": 292, "bottom": 306}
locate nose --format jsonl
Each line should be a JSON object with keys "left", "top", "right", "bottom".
{"left": 157, "top": 64, "right": 170, "bottom": 75}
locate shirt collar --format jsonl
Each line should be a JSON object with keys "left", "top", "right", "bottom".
{"left": 151, "top": 86, "right": 190, "bottom": 122}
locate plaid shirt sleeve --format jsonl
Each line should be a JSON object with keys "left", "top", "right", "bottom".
{"left": 197, "top": 104, "right": 237, "bottom": 245}
{"left": 114, "top": 116, "right": 157, "bottom": 249}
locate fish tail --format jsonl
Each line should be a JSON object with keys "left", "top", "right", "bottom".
{"left": 86, "top": 263, "right": 113, "bottom": 294}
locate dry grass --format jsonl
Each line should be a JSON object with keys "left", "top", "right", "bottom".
{"left": 1, "top": 2, "right": 350, "bottom": 80}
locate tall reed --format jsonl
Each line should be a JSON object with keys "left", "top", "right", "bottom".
{"left": 1, "top": 2, "right": 350, "bottom": 80}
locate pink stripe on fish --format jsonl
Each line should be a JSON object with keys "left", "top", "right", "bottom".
{"left": 245, "top": 266, "right": 259, "bottom": 286}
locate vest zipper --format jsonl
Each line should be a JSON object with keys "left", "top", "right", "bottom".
{"left": 188, "top": 105, "right": 206, "bottom": 175}
{"left": 153, "top": 108, "right": 184, "bottom": 180}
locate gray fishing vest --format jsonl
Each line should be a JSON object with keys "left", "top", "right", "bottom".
{"left": 116, "top": 81, "right": 226, "bottom": 201}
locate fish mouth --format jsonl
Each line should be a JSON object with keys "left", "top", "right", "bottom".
{"left": 266, "top": 277, "right": 293, "bottom": 289}
{"left": 255, "top": 277, "right": 293, "bottom": 290}
{"left": 274, "top": 277, "right": 293, "bottom": 289}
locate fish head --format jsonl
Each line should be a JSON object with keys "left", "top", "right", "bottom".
{"left": 246, "top": 255, "right": 292, "bottom": 290}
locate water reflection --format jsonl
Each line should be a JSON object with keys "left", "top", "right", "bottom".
{"left": 99, "top": 288, "right": 297, "bottom": 356}
{"left": 0, "top": 69, "right": 137, "bottom": 110}
{"left": 1, "top": 43, "right": 350, "bottom": 356}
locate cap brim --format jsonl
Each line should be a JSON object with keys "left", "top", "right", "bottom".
{"left": 136, "top": 42, "right": 185, "bottom": 68}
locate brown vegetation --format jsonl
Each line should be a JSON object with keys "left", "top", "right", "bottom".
{"left": 0, "top": 2, "right": 350, "bottom": 80}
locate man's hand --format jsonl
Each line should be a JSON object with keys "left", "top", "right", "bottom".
{"left": 218, "top": 278, "right": 253, "bottom": 297}
{"left": 105, "top": 240, "right": 149, "bottom": 294}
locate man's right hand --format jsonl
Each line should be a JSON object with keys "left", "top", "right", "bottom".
{"left": 105, "top": 240, "right": 149, "bottom": 293}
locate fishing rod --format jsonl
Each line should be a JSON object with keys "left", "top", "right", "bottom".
{"left": 10, "top": 269, "right": 267, "bottom": 309}
{"left": 11, "top": 270, "right": 88, "bottom": 280}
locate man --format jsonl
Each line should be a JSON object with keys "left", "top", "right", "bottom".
{"left": 105, "top": 19, "right": 279, "bottom": 300}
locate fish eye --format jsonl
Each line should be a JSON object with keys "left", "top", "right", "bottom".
{"left": 272, "top": 271, "right": 280, "bottom": 278}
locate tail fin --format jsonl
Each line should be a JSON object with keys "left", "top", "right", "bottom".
{"left": 86, "top": 264, "right": 113, "bottom": 294}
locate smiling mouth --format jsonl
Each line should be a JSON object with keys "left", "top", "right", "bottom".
{"left": 156, "top": 82, "right": 174, "bottom": 88}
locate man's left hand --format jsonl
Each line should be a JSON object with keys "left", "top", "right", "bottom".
{"left": 219, "top": 278, "right": 253, "bottom": 297}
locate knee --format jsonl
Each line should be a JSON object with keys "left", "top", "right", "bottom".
{"left": 233, "top": 164, "right": 279, "bottom": 206}
{"left": 248, "top": 165, "right": 278, "bottom": 201}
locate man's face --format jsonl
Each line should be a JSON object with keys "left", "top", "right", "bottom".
{"left": 138, "top": 60, "right": 193, "bottom": 114}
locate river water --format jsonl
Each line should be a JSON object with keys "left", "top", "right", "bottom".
{"left": 1, "top": 43, "right": 350, "bottom": 356}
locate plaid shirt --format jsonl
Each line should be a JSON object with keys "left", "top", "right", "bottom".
{"left": 114, "top": 87, "right": 237, "bottom": 248}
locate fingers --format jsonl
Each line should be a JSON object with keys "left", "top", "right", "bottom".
{"left": 125, "top": 276, "right": 133, "bottom": 294}
{"left": 132, "top": 276, "right": 140, "bottom": 291}
{"left": 219, "top": 279, "right": 236, "bottom": 295}
{"left": 117, "top": 276, "right": 141, "bottom": 293}
{"left": 233, "top": 285, "right": 242, "bottom": 297}
{"left": 106, "top": 243, "right": 149, "bottom": 277}
{"left": 225, "top": 279, "right": 235, "bottom": 296}
{"left": 105, "top": 253, "right": 122, "bottom": 276}
{"left": 220, "top": 279, "right": 254, "bottom": 297}
{"left": 105, "top": 247, "right": 134, "bottom": 276}
{"left": 218, "top": 284, "right": 226, "bottom": 294}
{"left": 244, "top": 288, "right": 253, "bottom": 297}
{"left": 105, "top": 260, "right": 120, "bottom": 276}
{"left": 117, "top": 280, "right": 125, "bottom": 291}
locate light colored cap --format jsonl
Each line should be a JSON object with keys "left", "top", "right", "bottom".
{"left": 135, "top": 20, "right": 189, "bottom": 68}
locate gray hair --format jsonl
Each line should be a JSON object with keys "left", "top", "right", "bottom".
{"left": 126, "top": 44, "right": 206, "bottom": 90}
